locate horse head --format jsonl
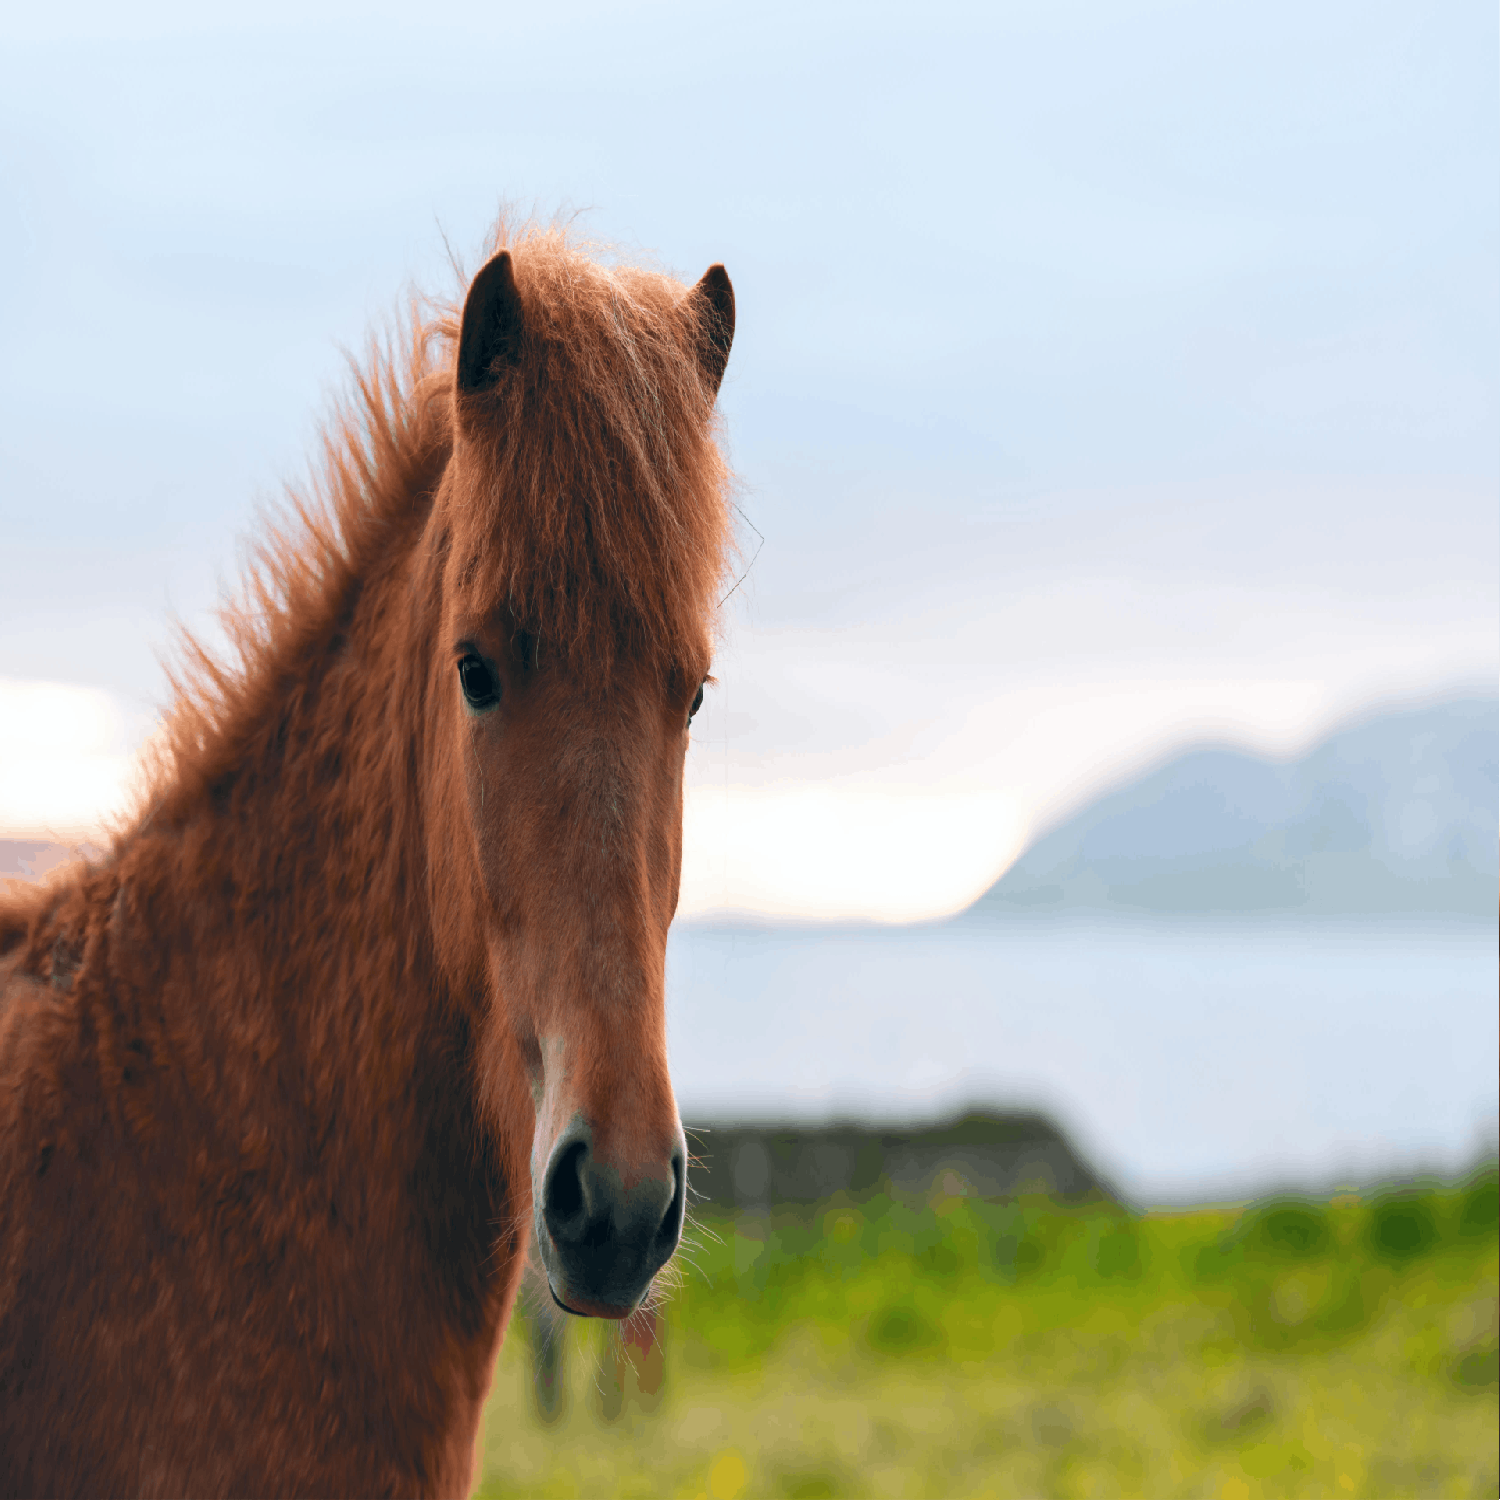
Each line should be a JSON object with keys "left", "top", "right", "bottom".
{"left": 424, "top": 240, "right": 734, "bottom": 1319}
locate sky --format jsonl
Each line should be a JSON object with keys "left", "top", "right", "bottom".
{"left": 2, "top": 0, "right": 1496, "bottom": 921}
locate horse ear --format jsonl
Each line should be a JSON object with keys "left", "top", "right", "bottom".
{"left": 457, "top": 250, "right": 524, "bottom": 396}
{"left": 690, "top": 264, "right": 735, "bottom": 397}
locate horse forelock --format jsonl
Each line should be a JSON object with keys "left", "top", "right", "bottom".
{"left": 440, "top": 224, "right": 734, "bottom": 685}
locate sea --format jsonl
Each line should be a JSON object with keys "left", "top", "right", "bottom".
{"left": 664, "top": 914, "right": 1498, "bottom": 1208}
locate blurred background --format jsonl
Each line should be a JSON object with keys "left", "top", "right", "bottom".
{"left": 2, "top": 2, "right": 1496, "bottom": 1494}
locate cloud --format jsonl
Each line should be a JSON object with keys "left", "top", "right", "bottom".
{"left": 680, "top": 784, "right": 1026, "bottom": 923}
{"left": 0, "top": 678, "right": 144, "bottom": 838}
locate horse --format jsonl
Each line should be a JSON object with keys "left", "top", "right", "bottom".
{"left": 0, "top": 222, "right": 736, "bottom": 1496}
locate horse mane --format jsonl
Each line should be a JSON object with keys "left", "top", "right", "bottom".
{"left": 138, "top": 220, "right": 736, "bottom": 833}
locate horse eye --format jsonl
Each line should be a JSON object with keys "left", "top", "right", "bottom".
{"left": 687, "top": 683, "right": 705, "bottom": 725}
{"left": 458, "top": 654, "right": 501, "bottom": 710}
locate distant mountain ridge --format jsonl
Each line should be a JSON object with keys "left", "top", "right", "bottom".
{"left": 964, "top": 696, "right": 1498, "bottom": 920}
{"left": 0, "top": 839, "right": 93, "bottom": 882}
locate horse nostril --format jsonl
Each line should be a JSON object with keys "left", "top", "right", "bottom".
{"left": 541, "top": 1126, "right": 687, "bottom": 1310}
{"left": 543, "top": 1139, "right": 589, "bottom": 1242}
{"left": 653, "top": 1142, "right": 687, "bottom": 1257}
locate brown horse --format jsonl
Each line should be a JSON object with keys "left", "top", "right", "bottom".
{"left": 0, "top": 223, "right": 735, "bottom": 1496}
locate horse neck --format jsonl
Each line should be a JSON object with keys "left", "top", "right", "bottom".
{"left": 115, "top": 526, "right": 474, "bottom": 1194}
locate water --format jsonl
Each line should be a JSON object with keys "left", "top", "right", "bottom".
{"left": 664, "top": 915, "right": 1498, "bottom": 1206}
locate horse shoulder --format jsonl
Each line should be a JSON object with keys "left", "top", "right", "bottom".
{"left": 0, "top": 913, "right": 87, "bottom": 1145}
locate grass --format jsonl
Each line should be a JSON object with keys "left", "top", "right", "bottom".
{"left": 475, "top": 1166, "right": 1498, "bottom": 1499}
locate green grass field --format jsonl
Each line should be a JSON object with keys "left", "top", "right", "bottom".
{"left": 475, "top": 1168, "right": 1498, "bottom": 1499}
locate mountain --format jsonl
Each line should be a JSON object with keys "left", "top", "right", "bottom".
{"left": 963, "top": 696, "right": 1497, "bottom": 920}
{"left": 0, "top": 840, "right": 93, "bottom": 882}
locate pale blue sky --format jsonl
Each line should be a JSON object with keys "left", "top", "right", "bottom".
{"left": 2, "top": 0, "right": 1496, "bottom": 914}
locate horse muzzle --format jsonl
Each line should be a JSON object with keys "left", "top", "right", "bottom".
{"left": 534, "top": 1115, "right": 686, "bottom": 1318}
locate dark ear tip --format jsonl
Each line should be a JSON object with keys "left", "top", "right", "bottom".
{"left": 476, "top": 248, "right": 515, "bottom": 285}
{"left": 699, "top": 264, "right": 734, "bottom": 316}
{"left": 465, "top": 249, "right": 517, "bottom": 317}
